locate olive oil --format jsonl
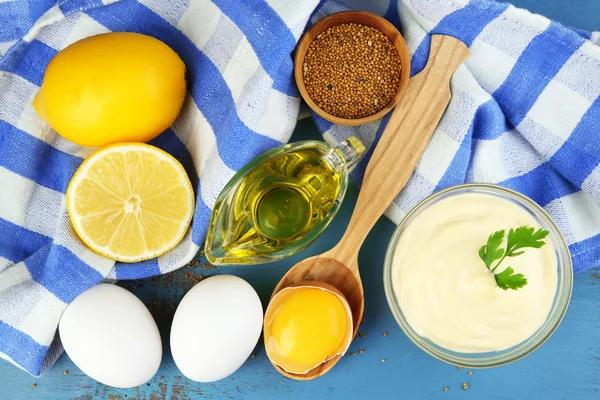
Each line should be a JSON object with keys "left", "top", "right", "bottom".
{"left": 205, "top": 138, "right": 364, "bottom": 265}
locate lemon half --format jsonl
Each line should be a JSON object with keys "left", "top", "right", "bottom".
{"left": 67, "top": 143, "right": 194, "bottom": 262}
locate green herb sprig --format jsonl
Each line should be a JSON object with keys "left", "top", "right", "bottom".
{"left": 478, "top": 226, "right": 549, "bottom": 290}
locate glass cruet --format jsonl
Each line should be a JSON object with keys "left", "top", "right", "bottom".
{"left": 204, "top": 137, "right": 365, "bottom": 265}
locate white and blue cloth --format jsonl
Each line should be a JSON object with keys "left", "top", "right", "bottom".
{"left": 1, "top": 0, "right": 599, "bottom": 377}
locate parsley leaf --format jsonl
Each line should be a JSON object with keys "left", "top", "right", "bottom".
{"left": 478, "top": 230, "right": 505, "bottom": 270}
{"left": 478, "top": 226, "right": 549, "bottom": 291}
{"left": 494, "top": 267, "right": 527, "bottom": 290}
{"left": 505, "top": 226, "right": 549, "bottom": 257}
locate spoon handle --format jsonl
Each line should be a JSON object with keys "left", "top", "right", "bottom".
{"left": 332, "top": 35, "right": 471, "bottom": 265}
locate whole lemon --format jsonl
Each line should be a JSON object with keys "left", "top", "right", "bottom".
{"left": 34, "top": 32, "right": 186, "bottom": 147}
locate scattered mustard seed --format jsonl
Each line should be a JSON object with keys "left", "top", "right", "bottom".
{"left": 31, "top": 384, "right": 37, "bottom": 388}
{"left": 359, "top": 332, "right": 367, "bottom": 338}
{"left": 468, "top": 371, "right": 473, "bottom": 375}
{"left": 443, "top": 387, "right": 449, "bottom": 392}
{"left": 63, "top": 370, "right": 68, "bottom": 375}
{"left": 359, "top": 349, "right": 365, "bottom": 354}
{"left": 458, "top": 366, "right": 463, "bottom": 370}
{"left": 380, "top": 358, "right": 386, "bottom": 363}
{"left": 383, "top": 332, "right": 388, "bottom": 336}
{"left": 251, "top": 354, "right": 256, "bottom": 359}
{"left": 303, "top": 23, "right": 402, "bottom": 119}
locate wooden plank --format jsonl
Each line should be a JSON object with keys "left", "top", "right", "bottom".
{"left": 1, "top": 173, "right": 599, "bottom": 399}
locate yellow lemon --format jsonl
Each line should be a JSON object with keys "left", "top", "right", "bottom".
{"left": 67, "top": 143, "right": 194, "bottom": 262}
{"left": 34, "top": 32, "right": 186, "bottom": 147}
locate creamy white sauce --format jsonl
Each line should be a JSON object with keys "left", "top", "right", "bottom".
{"left": 392, "top": 193, "right": 558, "bottom": 353}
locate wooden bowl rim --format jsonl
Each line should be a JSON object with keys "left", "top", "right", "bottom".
{"left": 294, "top": 10, "right": 411, "bottom": 126}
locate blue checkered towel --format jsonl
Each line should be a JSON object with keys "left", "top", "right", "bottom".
{"left": 1, "top": 0, "right": 599, "bottom": 377}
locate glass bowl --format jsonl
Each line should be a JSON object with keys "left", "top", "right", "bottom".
{"left": 383, "top": 183, "right": 573, "bottom": 368}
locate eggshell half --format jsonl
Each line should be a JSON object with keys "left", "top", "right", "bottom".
{"left": 263, "top": 281, "right": 354, "bottom": 375}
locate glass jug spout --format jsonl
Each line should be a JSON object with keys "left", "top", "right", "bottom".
{"left": 331, "top": 136, "right": 365, "bottom": 172}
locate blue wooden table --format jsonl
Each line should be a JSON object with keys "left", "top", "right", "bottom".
{"left": 1, "top": 1, "right": 599, "bottom": 399}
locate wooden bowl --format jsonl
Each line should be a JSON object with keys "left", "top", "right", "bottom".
{"left": 294, "top": 11, "right": 411, "bottom": 126}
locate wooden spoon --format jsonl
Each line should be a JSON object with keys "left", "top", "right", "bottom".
{"left": 269, "top": 34, "right": 471, "bottom": 380}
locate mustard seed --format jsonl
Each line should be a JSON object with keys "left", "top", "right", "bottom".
{"left": 303, "top": 23, "right": 402, "bottom": 119}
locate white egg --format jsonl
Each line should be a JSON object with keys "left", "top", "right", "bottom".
{"left": 170, "top": 275, "right": 263, "bottom": 382}
{"left": 59, "top": 283, "right": 162, "bottom": 388}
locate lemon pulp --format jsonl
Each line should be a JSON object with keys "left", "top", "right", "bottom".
{"left": 267, "top": 287, "right": 349, "bottom": 374}
{"left": 67, "top": 143, "right": 194, "bottom": 262}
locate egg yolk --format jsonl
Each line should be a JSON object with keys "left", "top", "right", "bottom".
{"left": 267, "top": 288, "right": 349, "bottom": 374}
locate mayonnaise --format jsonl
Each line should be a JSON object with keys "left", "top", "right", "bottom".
{"left": 392, "top": 193, "right": 558, "bottom": 353}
